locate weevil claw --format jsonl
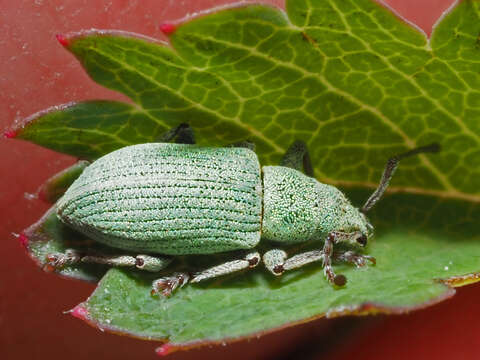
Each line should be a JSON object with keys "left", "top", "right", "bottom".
{"left": 334, "top": 251, "right": 376, "bottom": 268}
{"left": 151, "top": 279, "right": 171, "bottom": 297}
{"left": 151, "top": 273, "right": 190, "bottom": 298}
{"left": 366, "top": 255, "right": 376, "bottom": 265}
{"left": 44, "top": 253, "right": 67, "bottom": 270}
{"left": 44, "top": 250, "right": 81, "bottom": 271}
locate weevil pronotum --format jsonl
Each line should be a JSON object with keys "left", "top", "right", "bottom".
{"left": 46, "top": 124, "right": 440, "bottom": 296}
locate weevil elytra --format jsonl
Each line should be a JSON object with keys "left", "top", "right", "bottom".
{"left": 46, "top": 124, "right": 440, "bottom": 296}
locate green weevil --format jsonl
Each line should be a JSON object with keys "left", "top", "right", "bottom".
{"left": 46, "top": 124, "right": 440, "bottom": 296}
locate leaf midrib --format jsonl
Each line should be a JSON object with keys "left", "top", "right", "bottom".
{"left": 83, "top": 45, "right": 285, "bottom": 154}
{"left": 181, "top": 31, "right": 455, "bottom": 193}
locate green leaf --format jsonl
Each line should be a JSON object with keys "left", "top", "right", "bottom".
{"left": 77, "top": 191, "right": 479, "bottom": 348}
{"left": 37, "top": 160, "right": 89, "bottom": 203}
{"left": 11, "top": 0, "right": 480, "bottom": 353}
{"left": 14, "top": 1, "right": 480, "bottom": 201}
{"left": 17, "top": 101, "right": 166, "bottom": 159}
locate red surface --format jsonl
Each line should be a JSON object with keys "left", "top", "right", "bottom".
{"left": 327, "top": 285, "right": 480, "bottom": 360}
{"left": 1, "top": 0, "right": 478, "bottom": 359}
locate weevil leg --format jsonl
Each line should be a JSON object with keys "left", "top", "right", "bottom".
{"left": 190, "top": 251, "right": 260, "bottom": 283}
{"left": 323, "top": 233, "right": 347, "bottom": 286}
{"left": 152, "top": 272, "right": 190, "bottom": 297}
{"left": 264, "top": 249, "right": 324, "bottom": 275}
{"left": 281, "top": 140, "right": 314, "bottom": 177}
{"left": 333, "top": 251, "right": 376, "bottom": 268}
{"left": 151, "top": 251, "right": 261, "bottom": 297}
{"left": 263, "top": 249, "right": 288, "bottom": 275}
{"left": 44, "top": 249, "right": 82, "bottom": 271}
{"left": 229, "top": 140, "right": 255, "bottom": 151}
{"left": 157, "top": 123, "right": 196, "bottom": 144}
{"left": 264, "top": 238, "right": 374, "bottom": 285}
{"left": 44, "top": 249, "right": 172, "bottom": 272}
{"left": 264, "top": 234, "right": 346, "bottom": 286}
{"left": 283, "top": 250, "right": 325, "bottom": 272}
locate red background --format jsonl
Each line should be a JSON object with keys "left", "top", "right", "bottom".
{"left": 1, "top": 0, "right": 479, "bottom": 359}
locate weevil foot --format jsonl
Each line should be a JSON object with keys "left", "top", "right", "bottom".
{"left": 44, "top": 249, "right": 81, "bottom": 271}
{"left": 334, "top": 251, "right": 376, "bottom": 268}
{"left": 151, "top": 272, "right": 190, "bottom": 297}
{"left": 323, "top": 262, "right": 347, "bottom": 287}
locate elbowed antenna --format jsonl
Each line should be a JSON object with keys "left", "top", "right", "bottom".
{"left": 361, "top": 143, "right": 441, "bottom": 214}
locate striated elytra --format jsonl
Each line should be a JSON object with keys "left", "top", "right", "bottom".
{"left": 57, "top": 144, "right": 264, "bottom": 255}
{"left": 50, "top": 136, "right": 439, "bottom": 296}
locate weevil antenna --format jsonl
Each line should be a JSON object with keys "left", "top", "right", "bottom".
{"left": 361, "top": 143, "right": 440, "bottom": 214}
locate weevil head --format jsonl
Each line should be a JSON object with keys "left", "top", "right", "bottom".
{"left": 336, "top": 207, "right": 374, "bottom": 247}
{"left": 324, "top": 191, "right": 373, "bottom": 247}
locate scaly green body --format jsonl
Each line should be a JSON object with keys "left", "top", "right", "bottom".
{"left": 57, "top": 143, "right": 368, "bottom": 255}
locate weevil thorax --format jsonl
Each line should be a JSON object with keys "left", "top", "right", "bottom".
{"left": 262, "top": 166, "right": 371, "bottom": 244}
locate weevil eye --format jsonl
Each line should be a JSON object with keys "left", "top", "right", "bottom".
{"left": 356, "top": 234, "right": 367, "bottom": 247}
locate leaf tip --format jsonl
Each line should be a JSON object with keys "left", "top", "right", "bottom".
{"left": 155, "top": 344, "right": 176, "bottom": 357}
{"left": 441, "top": 273, "right": 480, "bottom": 287}
{"left": 56, "top": 33, "right": 70, "bottom": 47}
{"left": 70, "top": 305, "right": 89, "bottom": 320}
{"left": 159, "top": 23, "right": 177, "bottom": 35}
{"left": 37, "top": 187, "right": 48, "bottom": 203}
{"left": 13, "top": 232, "right": 29, "bottom": 249}
{"left": 3, "top": 130, "right": 17, "bottom": 139}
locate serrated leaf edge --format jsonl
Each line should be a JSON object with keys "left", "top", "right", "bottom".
{"left": 71, "top": 270, "right": 480, "bottom": 354}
